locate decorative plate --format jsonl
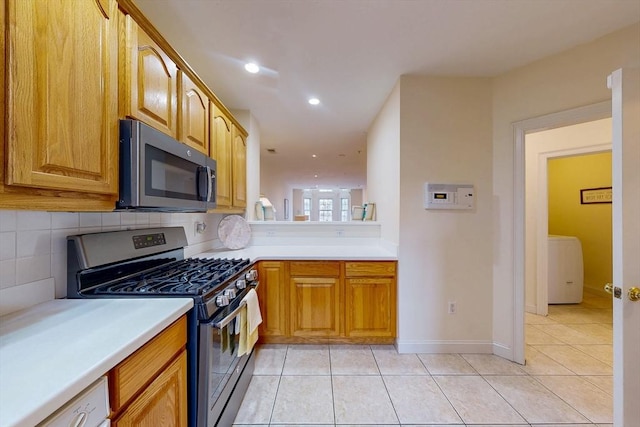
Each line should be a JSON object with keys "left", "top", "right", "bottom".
{"left": 218, "top": 215, "right": 251, "bottom": 249}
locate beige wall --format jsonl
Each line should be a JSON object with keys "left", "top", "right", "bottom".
{"left": 367, "top": 82, "right": 401, "bottom": 246}
{"left": 549, "top": 152, "right": 612, "bottom": 292}
{"left": 259, "top": 165, "right": 289, "bottom": 221}
{"left": 368, "top": 76, "right": 494, "bottom": 352}
{"left": 232, "top": 110, "right": 261, "bottom": 221}
{"left": 492, "top": 23, "right": 640, "bottom": 356}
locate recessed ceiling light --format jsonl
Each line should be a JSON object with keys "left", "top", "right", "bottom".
{"left": 312, "top": 154, "right": 317, "bottom": 158}
{"left": 244, "top": 62, "right": 260, "bottom": 74}
{"left": 314, "top": 174, "right": 318, "bottom": 178}
{"left": 308, "top": 97, "right": 320, "bottom": 105}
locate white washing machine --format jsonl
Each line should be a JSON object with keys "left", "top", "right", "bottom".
{"left": 548, "top": 235, "right": 584, "bottom": 304}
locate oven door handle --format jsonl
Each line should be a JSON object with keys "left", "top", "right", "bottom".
{"left": 211, "top": 283, "right": 259, "bottom": 329}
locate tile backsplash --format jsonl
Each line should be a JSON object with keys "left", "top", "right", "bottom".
{"left": 0, "top": 210, "right": 226, "bottom": 314}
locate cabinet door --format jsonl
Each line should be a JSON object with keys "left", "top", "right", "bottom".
{"left": 210, "top": 104, "right": 233, "bottom": 207}
{"left": 179, "top": 73, "right": 209, "bottom": 154}
{"left": 232, "top": 126, "right": 247, "bottom": 208}
{"left": 6, "top": 0, "right": 118, "bottom": 194}
{"left": 257, "top": 261, "right": 287, "bottom": 337}
{"left": 112, "top": 350, "right": 188, "bottom": 427}
{"left": 290, "top": 277, "right": 340, "bottom": 337}
{"left": 345, "top": 277, "right": 396, "bottom": 338}
{"left": 122, "top": 15, "right": 178, "bottom": 137}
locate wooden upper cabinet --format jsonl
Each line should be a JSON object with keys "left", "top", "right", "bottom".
{"left": 5, "top": 0, "right": 118, "bottom": 195}
{"left": 210, "top": 103, "right": 233, "bottom": 207}
{"left": 232, "top": 126, "right": 247, "bottom": 208}
{"left": 120, "top": 14, "right": 178, "bottom": 137}
{"left": 179, "top": 73, "right": 209, "bottom": 154}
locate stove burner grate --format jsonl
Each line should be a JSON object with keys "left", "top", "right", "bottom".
{"left": 92, "top": 258, "right": 250, "bottom": 296}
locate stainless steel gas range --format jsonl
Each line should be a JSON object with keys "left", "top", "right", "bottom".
{"left": 66, "top": 226, "right": 258, "bottom": 427}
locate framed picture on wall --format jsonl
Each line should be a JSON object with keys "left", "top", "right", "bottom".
{"left": 580, "top": 187, "right": 612, "bottom": 204}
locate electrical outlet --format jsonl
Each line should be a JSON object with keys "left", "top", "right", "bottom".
{"left": 448, "top": 301, "right": 457, "bottom": 314}
{"left": 336, "top": 230, "right": 344, "bottom": 237}
{"left": 194, "top": 221, "right": 207, "bottom": 235}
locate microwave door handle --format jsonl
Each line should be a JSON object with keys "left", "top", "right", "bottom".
{"left": 196, "top": 166, "right": 208, "bottom": 201}
{"left": 207, "top": 166, "right": 214, "bottom": 202}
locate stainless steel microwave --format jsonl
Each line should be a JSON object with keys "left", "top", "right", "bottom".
{"left": 117, "top": 119, "right": 216, "bottom": 212}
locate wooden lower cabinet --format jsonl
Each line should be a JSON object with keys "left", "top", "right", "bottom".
{"left": 290, "top": 276, "right": 341, "bottom": 337}
{"left": 344, "top": 261, "right": 397, "bottom": 338}
{"left": 109, "top": 316, "right": 188, "bottom": 427}
{"left": 257, "top": 261, "right": 288, "bottom": 337}
{"left": 345, "top": 277, "right": 396, "bottom": 338}
{"left": 257, "top": 260, "right": 396, "bottom": 344}
{"left": 111, "top": 350, "right": 187, "bottom": 427}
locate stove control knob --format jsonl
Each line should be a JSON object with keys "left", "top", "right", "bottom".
{"left": 216, "top": 295, "right": 230, "bottom": 307}
{"left": 245, "top": 270, "right": 258, "bottom": 282}
{"left": 224, "top": 289, "right": 236, "bottom": 299}
{"left": 235, "top": 279, "right": 247, "bottom": 290}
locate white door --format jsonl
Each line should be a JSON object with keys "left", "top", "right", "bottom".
{"left": 609, "top": 68, "right": 640, "bottom": 427}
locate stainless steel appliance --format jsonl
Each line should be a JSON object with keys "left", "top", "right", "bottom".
{"left": 118, "top": 119, "right": 216, "bottom": 212}
{"left": 67, "top": 227, "right": 258, "bottom": 427}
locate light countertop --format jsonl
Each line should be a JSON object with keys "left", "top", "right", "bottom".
{"left": 0, "top": 298, "right": 193, "bottom": 427}
{"left": 196, "top": 244, "right": 398, "bottom": 261}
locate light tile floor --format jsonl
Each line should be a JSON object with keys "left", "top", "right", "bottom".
{"left": 234, "top": 291, "right": 612, "bottom": 426}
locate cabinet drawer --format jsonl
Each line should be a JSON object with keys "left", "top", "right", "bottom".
{"left": 109, "top": 316, "right": 187, "bottom": 411}
{"left": 345, "top": 261, "right": 396, "bottom": 277}
{"left": 289, "top": 261, "right": 340, "bottom": 277}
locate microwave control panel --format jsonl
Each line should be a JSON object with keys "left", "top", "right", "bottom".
{"left": 424, "top": 183, "right": 475, "bottom": 210}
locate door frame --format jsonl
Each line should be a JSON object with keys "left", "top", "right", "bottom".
{"left": 533, "top": 143, "right": 612, "bottom": 316}
{"left": 512, "top": 100, "right": 611, "bottom": 364}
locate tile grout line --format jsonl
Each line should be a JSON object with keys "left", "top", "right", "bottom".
{"left": 527, "top": 373, "right": 599, "bottom": 425}
{"left": 328, "top": 344, "right": 336, "bottom": 426}
{"left": 525, "top": 299, "right": 613, "bottom": 425}
{"left": 425, "top": 356, "right": 467, "bottom": 426}
{"left": 376, "top": 347, "right": 402, "bottom": 426}
{"left": 266, "top": 345, "right": 288, "bottom": 425}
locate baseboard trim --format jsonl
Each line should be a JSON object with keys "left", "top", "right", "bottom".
{"left": 395, "top": 339, "right": 494, "bottom": 354}
{"left": 492, "top": 342, "right": 518, "bottom": 362}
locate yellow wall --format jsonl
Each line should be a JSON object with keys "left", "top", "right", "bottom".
{"left": 548, "top": 152, "right": 612, "bottom": 292}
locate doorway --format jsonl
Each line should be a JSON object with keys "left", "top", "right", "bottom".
{"left": 512, "top": 101, "right": 611, "bottom": 365}
{"left": 516, "top": 105, "right": 615, "bottom": 423}
{"left": 524, "top": 119, "right": 612, "bottom": 316}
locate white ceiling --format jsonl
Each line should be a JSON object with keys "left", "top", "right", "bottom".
{"left": 134, "top": 0, "right": 639, "bottom": 190}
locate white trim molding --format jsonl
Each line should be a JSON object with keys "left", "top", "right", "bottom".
{"left": 510, "top": 100, "right": 611, "bottom": 365}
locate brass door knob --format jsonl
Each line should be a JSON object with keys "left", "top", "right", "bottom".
{"left": 604, "top": 283, "right": 614, "bottom": 294}
{"left": 629, "top": 287, "right": 640, "bottom": 302}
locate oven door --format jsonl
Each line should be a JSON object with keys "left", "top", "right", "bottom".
{"left": 118, "top": 119, "right": 210, "bottom": 212}
{"left": 197, "top": 288, "right": 258, "bottom": 427}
